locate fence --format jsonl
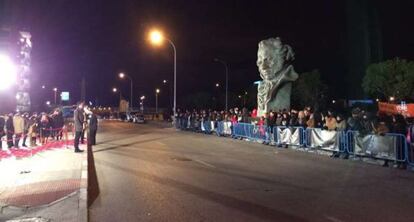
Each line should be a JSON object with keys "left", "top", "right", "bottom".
{"left": 174, "top": 117, "right": 414, "bottom": 169}
{"left": 305, "top": 128, "right": 347, "bottom": 153}
{"left": 274, "top": 126, "right": 306, "bottom": 147}
{"left": 347, "top": 131, "right": 407, "bottom": 163}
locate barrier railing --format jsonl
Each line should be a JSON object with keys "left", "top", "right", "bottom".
{"left": 273, "top": 126, "right": 305, "bottom": 147}
{"left": 304, "top": 128, "right": 347, "bottom": 154}
{"left": 174, "top": 120, "right": 412, "bottom": 169}
{"left": 346, "top": 131, "right": 407, "bottom": 162}
{"left": 232, "top": 122, "right": 271, "bottom": 143}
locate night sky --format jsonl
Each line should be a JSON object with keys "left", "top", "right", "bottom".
{"left": 1, "top": 0, "right": 414, "bottom": 109}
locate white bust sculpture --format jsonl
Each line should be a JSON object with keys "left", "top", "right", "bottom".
{"left": 257, "top": 37, "right": 298, "bottom": 117}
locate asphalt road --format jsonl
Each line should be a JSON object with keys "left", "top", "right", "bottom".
{"left": 89, "top": 120, "right": 414, "bottom": 222}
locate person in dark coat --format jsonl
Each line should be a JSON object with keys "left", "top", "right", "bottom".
{"left": 53, "top": 109, "right": 65, "bottom": 140}
{"left": 5, "top": 113, "right": 14, "bottom": 148}
{"left": 0, "top": 114, "right": 5, "bottom": 150}
{"left": 88, "top": 113, "right": 98, "bottom": 146}
{"left": 74, "top": 102, "right": 85, "bottom": 152}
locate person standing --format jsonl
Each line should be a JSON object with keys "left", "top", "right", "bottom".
{"left": 6, "top": 113, "right": 14, "bottom": 148}
{"left": 88, "top": 112, "right": 98, "bottom": 146}
{"left": 74, "top": 102, "right": 85, "bottom": 152}
{"left": 22, "top": 113, "right": 30, "bottom": 147}
{"left": 0, "top": 114, "right": 5, "bottom": 150}
{"left": 13, "top": 113, "right": 25, "bottom": 148}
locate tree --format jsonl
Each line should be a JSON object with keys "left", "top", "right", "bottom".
{"left": 362, "top": 58, "right": 414, "bottom": 100}
{"left": 292, "top": 69, "right": 327, "bottom": 109}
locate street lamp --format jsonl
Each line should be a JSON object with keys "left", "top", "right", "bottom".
{"left": 215, "top": 83, "right": 220, "bottom": 87}
{"left": 112, "top": 87, "right": 122, "bottom": 100}
{"left": 53, "top": 88, "right": 58, "bottom": 105}
{"left": 41, "top": 85, "right": 45, "bottom": 89}
{"left": 140, "top": 95, "right": 146, "bottom": 113}
{"left": 155, "top": 88, "right": 160, "bottom": 114}
{"left": 149, "top": 29, "right": 177, "bottom": 120}
{"left": 214, "top": 58, "right": 229, "bottom": 111}
{"left": 163, "top": 79, "right": 167, "bottom": 84}
{"left": 118, "top": 72, "right": 133, "bottom": 109}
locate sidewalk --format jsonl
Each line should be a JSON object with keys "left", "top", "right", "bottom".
{"left": 0, "top": 141, "right": 88, "bottom": 222}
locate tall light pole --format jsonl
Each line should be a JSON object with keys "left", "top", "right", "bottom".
{"left": 118, "top": 72, "right": 133, "bottom": 110}
{"left": 53, "top": 87, "right": 58, "bottom": 105}
{"left": 149, "top": 30, "right": 177, "bottom": 120}
{"left": 214, "top": 58, "right": 229, "bottom": 111}
{"left": 112, "top": 87, "right": 121, "bottom": 102}
{"left": 155, "top": 88, "right": 160, "bottom": 114}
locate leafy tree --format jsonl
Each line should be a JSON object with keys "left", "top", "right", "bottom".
{"left": 292, "top": 69, "right": 327, "bottom": 109}
{"left": 362, "top": 58, "right": 414, "bottom": 100}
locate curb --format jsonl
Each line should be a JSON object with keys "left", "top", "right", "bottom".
{"left": 78, "top": 149, "right": 88, "bottom": 222}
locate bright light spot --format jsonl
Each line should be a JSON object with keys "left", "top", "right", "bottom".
{"left": 16, "top": 94, "right": 20, "bottom": 100}
{"left": 332, "top": 100, "right": 336, "bottom": 104}
{"left": 140, "top": 95, "right": 145, "bottom": 100}
{"left": 149, "top": 30, "right": 164, "bottom": 46}
{"left": 376, "top": 98, "right": 380, "bottom": 102}
{"left": 112, "top": 88, "right": 117, "bottom": 92}
{"left": 163, "top": 80, "right": 167, "bottom": 84}
{"left": 390, "top": 96, "right": 395, "bottom": 101}
{"left": 0, "top": 54, "right": 17, "bottom": 90}
{"left": 42, "top": 85, "right": 45, "bottom": 89}
{"left": 46, "top": 101, "right": 51, "bottom": 105}
{"left": 53, "top": 87, "right": 57, "bottom": 92}
{"left": 238, "top": 95, "right": 242, "bottom": 98}
{"left": 215, "top": 83, "right": 220, "bottom": 87}
{"left": 119, "top": 73, "right": 125, "bottom": 78}
{"left": 156, "top": 88, "right": 160, "bottom": 93}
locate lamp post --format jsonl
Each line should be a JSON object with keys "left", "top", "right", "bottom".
{"left": 155, "top": 88, "right": 160, "bottom": 114}
{"left": 118, "top": 72, "right": 133, "bottom": 110}
{"left": 112, "top": 87, "right": 122, "bottom": 117}
{"left": 140, "top": 95, "right": 145, "bottom": 114}
{"left": 214, "top": 58, "right": 229, "bottom": 111}
{"left": 112, "top": 87, "right": 121, "bottom": 102}
{"left": 149, "top": 30, "right": 177, "bottom": 120}
{"left": 53, "top": 88, "right": 58, "bottom": 105}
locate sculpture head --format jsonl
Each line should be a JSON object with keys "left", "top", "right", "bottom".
{"left": 257, "top": 37, "right": 294, "bottom": 81}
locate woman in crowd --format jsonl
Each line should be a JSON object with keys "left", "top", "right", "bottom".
{"left": 39, "top": 113, "right": 50, "bottom": 145}
{"left": 324, "top": 111, "right": 337, "bottom": 131}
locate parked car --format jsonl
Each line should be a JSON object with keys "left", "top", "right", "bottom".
{"left": 135, "top": 114, "right": 145, "bottom": 124}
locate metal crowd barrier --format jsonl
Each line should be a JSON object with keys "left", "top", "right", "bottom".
{"left": 174, "top": 120, "right": 412, "bottom": 168}
{"left": 273, "top": 126, "right": 305, "bottom": 147}
{"left": 232, "top": 122, "right": 271, "bottom": 143}
{"left": 305, "top": 128, "right": 347, "bottom": 153}
{"left": 346, "top": 131, "right": 407, "bottom": 162}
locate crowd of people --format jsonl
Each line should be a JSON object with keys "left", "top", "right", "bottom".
{"left": 0, "top": 103, "right": 98, "bottom": 153}
{"left": 174, "top": 107, "right": 409, "bottom": 137}
{"left": 0, "top": 109, "right": 66, "bottom": 150}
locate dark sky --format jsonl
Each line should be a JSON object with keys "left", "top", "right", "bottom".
{"left": 2, "top": 0, "right": 414, "bottom": 108}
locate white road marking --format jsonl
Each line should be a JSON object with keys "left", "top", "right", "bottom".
{"left": 193, "top": 159, "right": 216, "bottom": 168}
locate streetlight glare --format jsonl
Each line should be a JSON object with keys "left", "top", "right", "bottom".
{"left": 215, "top": 83, "right": 220, "bottom": 87}
{"left": 0, "top": 54, "right": 17, "bottom": 90}
{"left": 119, "top": 72, "right": 125, "bottom": 78}
{"left": 149, "top": 30, "right": 164, "bottom": 46}
{"left": 53, "top": 87, "right": 58, "bottom": 92}
{"left": 163, "top": 79, "right": 167, "bottom": 84}
{"left": 156, "top": 88, "right": 160, "bottom": 93}
{"left": 112, "top": 87, "right": 117, "bottom": 92}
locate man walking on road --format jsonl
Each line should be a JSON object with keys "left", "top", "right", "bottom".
{"left": 74, "top": 102, "right": 85, "bottom": 153}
